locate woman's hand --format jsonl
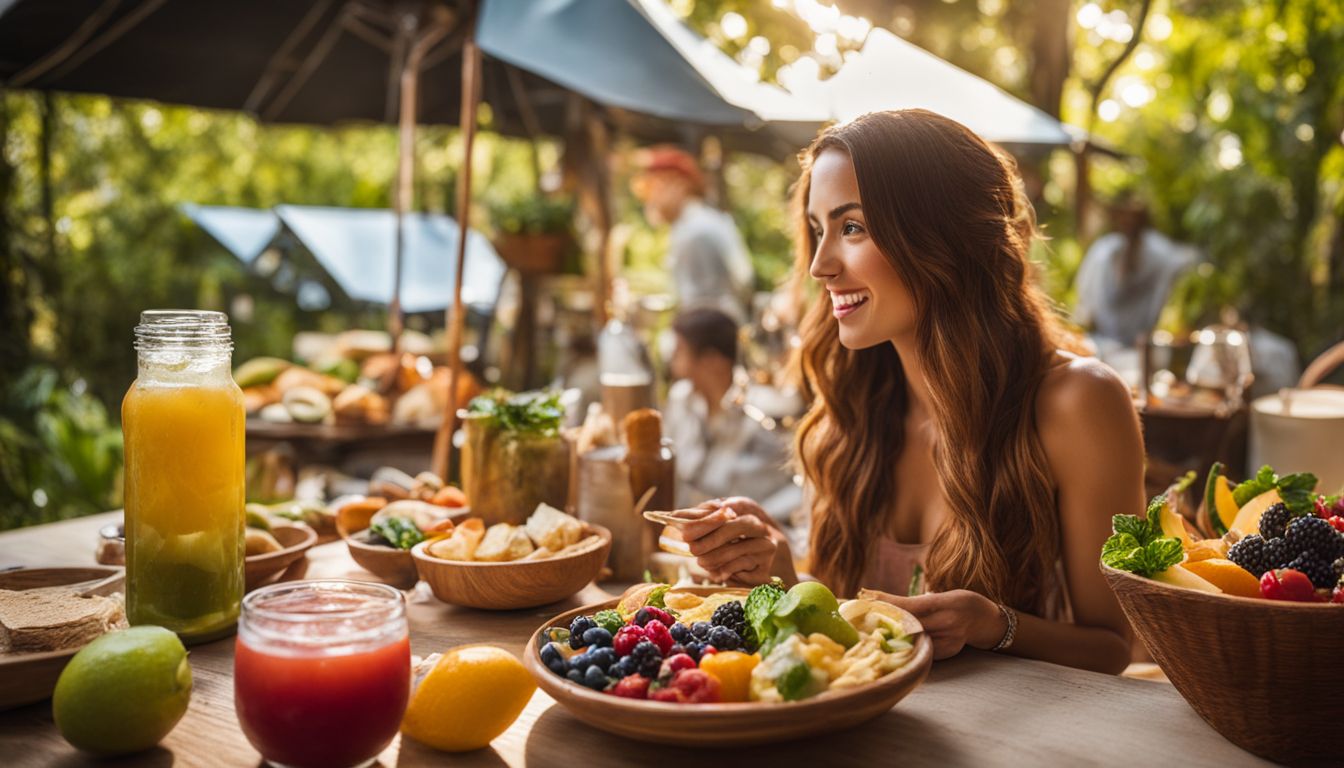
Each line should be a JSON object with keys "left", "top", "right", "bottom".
{"left": 861, "top": 588, "right": 1007, "bottom": 660}
{"left": 678, "top": 497, "right": 789, "bottom": 586}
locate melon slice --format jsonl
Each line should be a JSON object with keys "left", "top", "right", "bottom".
{"left": 1229, "top": 489, "right": 1282, "bottom": 536}
{"left": 1157, "top": 495, "right": 1194, "bottom": 547}
{"left": 1151, "top": 563, "right": 1223, "bottom": 594}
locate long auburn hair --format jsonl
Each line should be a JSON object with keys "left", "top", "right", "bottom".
{"left": 792, "top": 110, "right": 1076, "bottom": 612}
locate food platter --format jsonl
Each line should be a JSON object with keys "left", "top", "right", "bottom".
{"left": 522, "top": 586, "right": 933, "bottom": 747}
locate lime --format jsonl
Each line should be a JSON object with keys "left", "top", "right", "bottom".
{"left": 53, "top": 626, "right": 193, "bottom": 755}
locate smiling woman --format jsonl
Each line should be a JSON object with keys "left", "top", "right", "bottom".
{"left": 677, "top": 110, "right": 1144, "bottom": 675}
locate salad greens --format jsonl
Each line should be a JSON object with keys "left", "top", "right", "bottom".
{"left": 776, "top": 662, "right": 813, "bottom": 702}
{"left": 370, "top": 516, "right": 425, "bottom": 550}
{"left": 645, "top": 584, "right": 671, "bottom": 611}
{"left": 1232, "top": 465, "right": 1318, "bottom": 517}
{"left": 465, "top": 389, "right": 564, "bottom": 437}
{"left": 1101, "top": 495, "right": 1184, "bottom": 576}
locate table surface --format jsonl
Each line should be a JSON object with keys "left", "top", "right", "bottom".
{"left": 0, "top": 512, "right": 1272, "bottom": 768}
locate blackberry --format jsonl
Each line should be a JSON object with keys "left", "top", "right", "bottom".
{"left": 628, "top": 639, "right": 663, "bottom": 678}
{"left": 1263, "top": 538, "right": 1293, "bottom": 570}
{"left": 1259, "top": 503, "right": 1292, "bottom": 540}
{"left": 1228, "top": 535, "right": 1270, "bottom": 576}
{"left": 711, "top": 601, "right": 755, "bottom": 649}
{"left": 1286, "top": 553, "right": 1335, "bottom": 589}
{"left": 707, "top": 625, "right": 742, "bottom": 651}
{"left": 669, "top": 623, "right": 692, "bottom": 644}
{"left": 569, "top": 615, "right": 597, "bottom": 649}
{"left": 1285, "top": 516, "right": 1341, "bottom": 561}
{"left": 690, "top": 622, "right": 713, "bottom": 641}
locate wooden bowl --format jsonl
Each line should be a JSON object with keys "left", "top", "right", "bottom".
{"left": 522, "top": 587, "right": 933, "bottom": 746}
{"left": 245, "top": 523, "right": 318, "bottom": 592}
{"left": 1102, "top": 563, "right": 1344, "bottom": 766}
{"left": 346, "top": 530, "right": 419, "bottom": 588}
{"left": 411, "top": 524, "right": 612, "bottom": 610}
{"left": 0, "top": 566, "right": 125, "bottom": 711}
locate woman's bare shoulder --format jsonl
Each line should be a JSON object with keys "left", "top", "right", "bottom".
{"left": 1035, "top": 354, "right": 1141, "bottom": 466}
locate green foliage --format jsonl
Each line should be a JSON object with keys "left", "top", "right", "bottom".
{"left": 465, "top": 389, "right": 564, "bottom": 437}
{"left": 488, "top": 194, "right": 575, "bottom": 236}
{"left": 0, "top": 366, "right": 123, "bottom": 530}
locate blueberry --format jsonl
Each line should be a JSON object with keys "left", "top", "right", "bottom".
{"left": 566, "top": 668, "right": 585, "bottom": 684}
{"left": 582, "top": 664, "right": 611, "bottom": 691}
{"left": 582, "top": 627, "right": 613, "bottom": 648}
{"left": 708, "top": 625, "right": 741, "bottom": 651}
{"left": 569, "top": 616, "right": 598, "bottom": 649}
{"left": 540, "top": 643, "right": 566, "bottom": 675}
{"left": 690, "top": 621, "right": 713, "bottom": 640}
{"left": 683, "top": 641, "right": 705, "bottom": 662}
{"left": 611, "top": 655, "right": 639, "bottom": 678}
{"left": 567, "top": 652, "right": 591, "bottom": 672}
{"left": 669, "top": 623, "right": 692, "bottom": 643}
{"left": 587, "top": 647, "right": 618, "bottom": 672}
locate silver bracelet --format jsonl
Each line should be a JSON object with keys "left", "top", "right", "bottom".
{"left": 991, "top": 603, "right": 1018, "bottom": 652}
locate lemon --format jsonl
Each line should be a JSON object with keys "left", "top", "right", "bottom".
{"left": 52, "top": 626, "right": 192, "bottom": 755}
{"left": 401, "top": 644, "right": 535, "bottom": 752}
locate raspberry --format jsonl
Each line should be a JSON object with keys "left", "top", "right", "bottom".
{"left": 613, "top": 625, "right": 647, "bottom": 657}
{"left": 1259, "top": 503, "right": 1292, "bottom": 540}
{"left": 643, "top": 620, "right": 675, "bottom": 655}
{"left": 634, "top": 606, "right": 675, "bottom": 627}
{"left": 657, "top": 653, "right": 697, "bottom": 681}
{"left": 609, "top": 674, "right": 651, "bottom": 699}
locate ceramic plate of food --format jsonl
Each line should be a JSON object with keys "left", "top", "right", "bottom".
{"left": 523, "top": 581, "right": 932, "bottom": 746}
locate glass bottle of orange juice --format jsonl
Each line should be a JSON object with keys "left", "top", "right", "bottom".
{"left": 123, "top": 310, "right": 245, "bottom": 643}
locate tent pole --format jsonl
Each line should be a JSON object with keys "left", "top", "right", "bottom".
{"left": 433, "top": 29, "right": 482, "bottom": 481}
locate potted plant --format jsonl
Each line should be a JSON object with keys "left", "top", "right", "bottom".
{"left": 488, "top": 194, "right": 576, "bottom": 274}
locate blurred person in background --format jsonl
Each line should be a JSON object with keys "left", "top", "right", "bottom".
{"left": 632, "top": 145, "right": 755, "bottom": 323}
{"left": 664, "top": 308, "right": 801, "bottom": 535}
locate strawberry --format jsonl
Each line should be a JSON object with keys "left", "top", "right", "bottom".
{"left": 1260, "top": 568, "right": 1321, "bottom": 602}
{"left": 608, "top": 674, "right": 651, "bottom": 699}
{"left": 613, "top": 625, "right": 647, "bottom": 657}
{"left": 657, "top": 653, "right": 696, "bottom": 681}
{"left": 666, "top": 668, "right": 721, "bottom": 703}
{"left": 1314, "top": 496, "right": 1332, "bottom": 519}
{"left": 642, "top": 619, "right": 675, "bottom": 655}
{"left": 1333, "top": 585, "right": 1344, "bottom": 604}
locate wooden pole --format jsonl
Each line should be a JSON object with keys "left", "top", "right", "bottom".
{"left": 432, "top": 31, "right": 482, "bottom": 481}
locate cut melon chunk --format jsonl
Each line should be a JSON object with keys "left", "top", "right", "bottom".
{"left": 1151, "top": 563, "right": 1223, "bottom": 594}
{"left": 1229, "top": 489, "right": 1282, "bottom": 536}
{"left": 1158, "top": 495, "right": 1193, "bottom": 546}
{"left": 1212, "top": 477, "right": 1239, "bottom": 535}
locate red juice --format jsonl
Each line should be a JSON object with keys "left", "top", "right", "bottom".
{"left": 234, "top": 581, "right": 410, "bottom": 768}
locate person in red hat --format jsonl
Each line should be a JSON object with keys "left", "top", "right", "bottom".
{"left": 632, "top": 145, "right": 754, "bottom": 322}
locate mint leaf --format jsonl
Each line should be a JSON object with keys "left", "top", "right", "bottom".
{"left": 1277, "top": 472, "right": 1319, "bottom": 517}
{"left": 1233, "top": 465, "right": 1277, "bottom": 507}
{"left": 1113, "top": 515, "right": 1150, "bottom": 544}
{"left": 1102, "top": 532, "right": 1184, "bottom": 577}
{"left": 776, "top": 662, "right": 812, "bottom": 701}
{"left": 745, "top": 581, "right": 786, "bottom": 651}
{"left": 1102, "top": 533, "right": 1144, "bottom": 572}
{"left": 1136, "top": 537, "right": 1184, "bottom": 576}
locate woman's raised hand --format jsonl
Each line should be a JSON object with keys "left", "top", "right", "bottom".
{"left": 678, "top": 497, "right": 790, "bottom": 586}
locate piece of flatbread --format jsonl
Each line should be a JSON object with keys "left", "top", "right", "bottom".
{"left": 550, "top": 534, "right": 603, "bottom": 559}
{"left": 474, "top": 524, "right": 535, "bottom": 562}
{"left": 0, "top": 589, "right": 126, "bottom": 654}
{"left": 525, "top": 503, "right": 583, "bottom": 552}
{"left": 642, "top": 507, "right": 719, "bottom": 527}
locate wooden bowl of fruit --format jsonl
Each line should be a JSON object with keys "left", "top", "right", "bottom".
{"left": 344, "top": 500, "right": 469, "bottom": 589}
{"left": 411, "top": 505, "right": 612, "bottom": 610}
{"left": 244, "top": 523, "right": 318, "bottom": 592}
{"left": 522, "top": 583, "right": 932, "bottom": 747}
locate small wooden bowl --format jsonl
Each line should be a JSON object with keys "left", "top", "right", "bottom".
{"left": 245, "top": 523, "right": 318, "bottom": 592}
{"left": 1102, "top": 563, "right": 1344, "bottom": 766}
{"left": 0, "top": 566, "right": 125, "bottom": 711}
{"left": 411, "top": 524, "right": 612, "bottom": 610}
{"left": 346, "top": 530, "right": 419, "bottom": 588}
{"left": 523, "top": 586, "right": 933, "bottom": 745}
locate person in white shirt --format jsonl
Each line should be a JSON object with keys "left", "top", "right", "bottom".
{"left": 632, "top": 145, "right": 755, "bottom": 323}
{"left": 662, "top": 308, "right": 801, "bottom": 530}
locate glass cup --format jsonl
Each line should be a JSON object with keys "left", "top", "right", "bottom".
{"left": 235, "top": 581, "right": 410, "bottom": 768}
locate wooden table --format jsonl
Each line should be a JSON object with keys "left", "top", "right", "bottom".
{"left": 1, "top": 513, "right": 1271, "bottom": 767}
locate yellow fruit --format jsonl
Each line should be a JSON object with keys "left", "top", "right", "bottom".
{"left": 1213, "top": 477, "right": 1240, "bottom": 535}
{"left": 1151, "top": 563, "right": 1222, "bottom": 594}
{"left": 699, "top": 651, "right": 760, "bottom": 702}
{"left": 1184, "top": 538, "right": 1228, "bottom": 562}
{"left": 401, "top": 645, "right": 535, "bottom": 753}
{"left": 1157, "top": 496, "right": 1193, "bottom": 546}
{"left": 1183, "top": 558, "right": 1262, "bottom": 598}
{"left": 1229, "top": 489, "right": 1282, "bottom": 536}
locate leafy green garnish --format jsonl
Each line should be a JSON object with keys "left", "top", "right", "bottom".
{"left": 1232, "top": 465, "right": 1318, "bottom": 516}
{"left": 466, "top": 389, "right": 564, "bottom": 437}
{"left": 594, "top": 609, "right": 624, "bottom": 635}
{"left": 370, "top": 517, "right": 425, "bottom": 550}
{"left": 645, "top": 584, "right": 670, "bottom": 610}
{"left": 776, "top": 662, "right": 813, "bottom": 702}
{"left": 745, "top": 580, "right": 786, "bottom": 650}
{"left": 1101, "top": 497, "right": 1184, "bottom": 577}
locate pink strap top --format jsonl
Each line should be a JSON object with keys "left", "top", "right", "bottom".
{"left": 858, "top": 536, "right": 1073, "bottom": 622}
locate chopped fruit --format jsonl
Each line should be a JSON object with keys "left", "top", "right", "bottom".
{"left": 1203, "top": 464, "right": 1238, "bottom": 536}
{"left": 609, "top": 675, "right": 651, "bottom": 699}
{"left": 1184, "top": 539, "right": 1227, "bottom": 563}
{"left": 1230, "top": 489, "right": 1283, "bottom": 536}
{"left": 698, "top": 651, "right": 760, "bottom": 703}
{"left": 1259, "top": 569, "right": 1321, "bottom": 602}
{"left": 1182, "top": 558, "right": 1263, "bottom": 598}
{"left": 1157, "top": 494, "right": 1194, "bottom": 546}
{"left": 648, "top": 669, "right": 721, "bottom": 703}
{"left": 1150, "top": 563, "right": 1222, "bottom": 594}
